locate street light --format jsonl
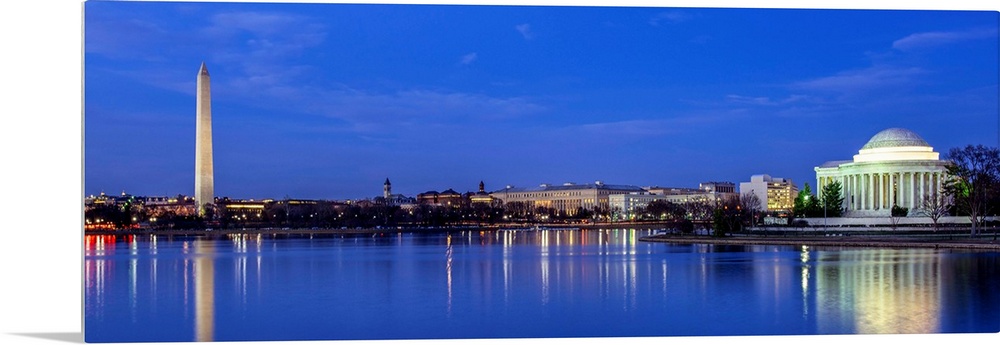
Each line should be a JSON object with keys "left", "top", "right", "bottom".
{"left": 809, "top": 194, "right": 828, "bottom": 232}
{"left": 822, "top": 194, "right": 827, "bottom": 232}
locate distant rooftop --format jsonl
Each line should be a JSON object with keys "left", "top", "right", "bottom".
{"left": 818, "top": 160, "right": 852, "bottom": 168}
{"left": 492, "top": 182, "right": 644, "bottom": 193}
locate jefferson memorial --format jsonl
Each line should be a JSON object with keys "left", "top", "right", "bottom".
{"left": 815, "top": 128, "right": 950, "bottom": 217}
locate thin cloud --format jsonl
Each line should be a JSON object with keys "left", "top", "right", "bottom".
{"left": 460, "top": 52, "right": 478, "bottom": 65}
{"left": 569, "top": 112, "right": 738, "bottom": 138}
{"left": 576, "top": 119, "right": 674, "bottom": 137}
{"left": 515, "top": 23, "right": 533, "bottom": 40}
{"left": 237, "top": 85, "right": 550, "bottom": 133}
{"left": 793, "top": 66, "right": 925, "bottom": 93}
{"left": 187, "top": 12, "right": 543, "bottom": 134}
{"left": 892, "top": 28, "right": 997, "bottom": 51}
{"left": 726, "top": 94, "right": 812, "bottom": 106}
{"left": 202, "top": 11, "right": 327, "bottom": 62}
{"left": 649, "top": 11, "right": 689, "bottom": 26}
{"left": 85, "top": 17, "right": 172, "bottom": 60}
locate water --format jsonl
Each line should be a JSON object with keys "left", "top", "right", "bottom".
{"left": 83, "top": 229, "right": 1000, "bottom": 343}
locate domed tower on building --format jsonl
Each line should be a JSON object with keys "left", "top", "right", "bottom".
{"left": 471, "top": 181, "right": 494, "bottom": 204}
{"left": 815, "top": 128, "right": 950, "bottom": 217}
{"left": 384, "top": 178, "right": 391, "bottom": 199}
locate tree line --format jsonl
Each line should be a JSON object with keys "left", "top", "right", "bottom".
{"left": 85, "top": 193, "right": 769, "bottom": 236}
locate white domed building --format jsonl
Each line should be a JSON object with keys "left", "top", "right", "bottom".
{"left": 815, "top": 128, "right": 950, "bottom": 217}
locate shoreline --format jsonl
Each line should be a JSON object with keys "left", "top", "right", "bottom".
{"left": 83, "top": 225, "right": 1000, "bottom": 251}
{"left": 82, "top": 222, "right": 673, "bottom": 236}
{"left": 84, "top": 225, "right": 586, "bottom": 236}
{"left": 638, "top": 234, "right": 1000, "bottom": 251}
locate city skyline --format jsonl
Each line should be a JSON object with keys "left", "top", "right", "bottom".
{"left": 84, "top": 1, "right": 998, "bottom": 200}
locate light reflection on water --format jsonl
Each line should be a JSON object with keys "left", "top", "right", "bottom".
{"left": 813, "top": 248, "right": 944, "bottom": 334}
{"left": 84, "top": 229, "right": 1000, "bottom": 342}
{"left": 193, "top": 239, "right": 214, "bottom": 342}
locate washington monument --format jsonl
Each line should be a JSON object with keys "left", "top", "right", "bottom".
{"left": 195, "top": 62, "right": 214, "bottom": 215}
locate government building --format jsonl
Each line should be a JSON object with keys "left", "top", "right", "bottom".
{"left": 610, "top": 182, "right": 738, "bottom": 219}
{"left": 490, "top": 181, "right": 645, "bottom": 216}
{"left": 814, "top": 128, "right": 950, "bottom": 217}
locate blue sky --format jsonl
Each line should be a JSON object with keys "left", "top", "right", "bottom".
{"left": 83, "top": 1, "right": 999, "bottom": 200}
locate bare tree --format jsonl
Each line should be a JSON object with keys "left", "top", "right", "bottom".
{"left": 740, "top": 191, "right": 763, "bottom": 228}
{"left": 918, "top": 192, "right": 952, "bottom": 232}
{"left": 684, "top": 200, "right": 713, "bottom": 223}
{"left": 944, "top": 145, "right": 1000, "bottom": 236}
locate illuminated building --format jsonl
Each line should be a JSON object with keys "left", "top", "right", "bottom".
{"left": 272, "top": 199, "right": 320, "bottom": 214}
{"left": 84, "top": 192, "right": 114, "bottom": 208}
{"left": 142, "top": 195, "right": 197, "bottom": 218}
{"left": 470, "top": 181, "right": 495, "bottom": 204}
{"left": 491, "top": 181, "right": 645, "bottom": 216}
{"left": 84, "top": 191, "right": 142, "bottom": 208}
{"left": 610, "top": 182, "right": 738, "bottom": 218}
{"left": 216, "top": 197, "right": 267, "bottom": 220}
{"left": 814, "top": 128, "right": 949, "bottom": 217}
{"left": 417, "top": 188, "right": 464, "bottom": 207}
{"left": 608, "top": 193, "right": 662, "bottom": 219}
{"left": 739, "top": 174, "right": 798, "bottom": 213}
{"left": 414, "top": 182, "right": 496, "bottom": 207}
{"left": 376, "top": 178, "right": 415, "bottom": 206}
{"left": 194, "top": 62, "right": 215, "bottom": 215}
{"left": 647, "top": 181, "right": 737, "bottom": 204}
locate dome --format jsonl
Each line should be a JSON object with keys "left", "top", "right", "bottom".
{"left": 860, "top": 128, "right": 930, "bottom": 150}
{"left": 851, "top": 127, "right": 938, "bottom": 163}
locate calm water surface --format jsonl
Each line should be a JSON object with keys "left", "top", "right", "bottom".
{"left": 83, "top": 229, "right": 1000, "bottom": 342}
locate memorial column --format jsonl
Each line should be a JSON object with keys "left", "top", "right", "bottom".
{"left": 847, "top": 174, "right": 857, "bottom": 211}
{"left": 930, "top": 172, "right": 941, "bottom": 196}
{"left": 918, "top": 172, "right": 925, "bottom": 209}
{"left": 889, "top": 172, "right": 896, "bottom": 207}
{"left": 842, "top": 175, "right": 849, "bottom": 211}
{"left": 855, "top": 174, "right": 865, "bottom": 211}
{"left": 884, "top": 173, "right": 890, "bottom": 209}
{"left": 867, "top": 173, "right": 873, "bottom": 210}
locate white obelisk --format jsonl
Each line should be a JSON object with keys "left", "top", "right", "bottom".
{"left": 195, "top": 62, "right": 214, "bottom": 216}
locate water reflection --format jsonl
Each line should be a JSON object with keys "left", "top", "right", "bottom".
{"left": 801, "top": 246, "right": 810, "bottom": 319}
{"left": 487, "top": 229, "right": 654, "bottom": 313}
{"left": 84, "top": 235, "right": 113, "bottom": 320}
{"left": 812, "top": 249, "right": 943, "bottom": 334}
{"left": 445, "top": 233, "right": 453, "bottom": 315}
{"left": 84, "top": 230, "right": 999, "bottom": 342}
{"left": 502, "top": 231, "right": 512, "bottom": 306}
{"left": 150, "top": 235, "right": 157, "bottom": 310}
{"left": 229, "top": 234, "right": 260, "bottom": 308}
{"left": 85, "top": 235, "right": 228, "bottom": 342}
{"left": 193, "top": 239, "right": 214, "bottom": 342}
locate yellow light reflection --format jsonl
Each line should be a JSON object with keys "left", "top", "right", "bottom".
{"left": 503, "top": 231, "right": 512, "bottom": 305}
{"left": 194, "top": 239, "right": 215, "bottom": 342}
{"left": 445, "top": 234, "right": 453, "bottom": 315}
{"left": 801, "top": 246, "right": 810, "bottom": 318}
{"left": 130, "top": 243, "right": 138, "bottom": 322}
{"left": 813, "top": 249, "right": 942, "bottom": 334}
{"left": 540, "top": 231, "right": 550, "bottom": 305}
